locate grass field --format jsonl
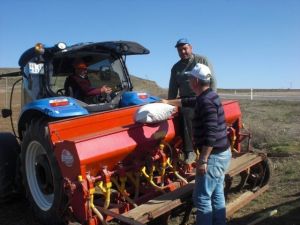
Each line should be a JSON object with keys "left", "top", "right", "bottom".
{"left": 0, "top": 86, "right": 300, "bottom": 224}
{"left": 227, "top": 100, "right": 300, "bottom": 225}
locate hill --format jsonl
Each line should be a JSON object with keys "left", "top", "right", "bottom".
{"left": 130, "top": 74, "right": 168, "bottom": 98}
{"left": 0, "top": 68, "right": 20, "bottom": 74}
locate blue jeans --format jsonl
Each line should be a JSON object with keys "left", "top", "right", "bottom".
{"left": 193, "top": 148, "right": 231, "bottom": 225}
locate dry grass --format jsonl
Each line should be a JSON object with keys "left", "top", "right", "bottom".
{"left": 239, "top": 100, "right": 300, "bottom": 155}
{"left": 227, "top": 100, "right": 300, "bottom": 225}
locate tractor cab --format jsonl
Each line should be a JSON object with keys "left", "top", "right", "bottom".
{"left": 18, "top": 41, "right": 157, "bottom": 113}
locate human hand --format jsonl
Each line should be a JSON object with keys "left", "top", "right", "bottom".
{"left": 161, "top": 99, "right": 169, "bottom": 104}
{"left": 100, "top": 85, "right": 112, "bottom": 94}
{"left": 161, "top": 99, "right": 182, "bottom": 107}
{"left": 196, "top": 161, "right": 207, "bottom": 176}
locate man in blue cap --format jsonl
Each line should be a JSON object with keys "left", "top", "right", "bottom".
{"left": 168, "top": 38, "right": 216, "bottom": 164}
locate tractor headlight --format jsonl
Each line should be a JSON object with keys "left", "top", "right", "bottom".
{"left": 34, "top": 43, "right": 45, "bottom": 54}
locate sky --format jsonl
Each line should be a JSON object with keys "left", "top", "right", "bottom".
{"left": 1, "top": 0, "right": 299, "bottom": 89}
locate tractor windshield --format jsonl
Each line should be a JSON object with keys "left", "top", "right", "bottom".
{"left": 48, "top": 53, "right": 130, "bottom": 104}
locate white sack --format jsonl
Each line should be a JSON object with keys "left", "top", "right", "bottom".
{"left": 135, "top": 103, "right": 176, "bottom": 124}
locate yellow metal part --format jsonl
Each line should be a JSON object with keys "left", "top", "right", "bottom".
{"left": 231, "top": 135, "right": 237, "bottom": 151}
{"left": 230, "top": 132, "right": 239, "bottom": 154}
{"left": 149, "top": 164, "right": 155, "bottom": 181}
{"left": 166, "top": 158, "right": 188, "bottom": 184}
{"left": 96, "top": 181, "right": 112, "bottom": 209}
{"left": 196, "top": 149, "right": 200, "bottom": 161}
{"left": 89, "top": 186, "right": 108, "bottom": 225}
{"left": 159, "top": 144, "right": 167, "bottom": 177}
{"left": 141, "top": 166, "right": 165, "bottom": 193}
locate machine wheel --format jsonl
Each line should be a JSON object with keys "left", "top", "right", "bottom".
{"left": 0, "top": 132, "right": 20, "bottom": 199}
{"left": 247, "top": 158, "right": 272, "bottom": 189}
{"left": 21, "top": 119, "right": 67, "bottom": 225}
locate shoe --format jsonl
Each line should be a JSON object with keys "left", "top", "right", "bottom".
{"left": 184, "top": 152, "right": 196, "bottom": 164}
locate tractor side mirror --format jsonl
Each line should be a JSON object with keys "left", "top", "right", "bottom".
{"left": 1, "top": 109, "right": 12, "bottom": 118}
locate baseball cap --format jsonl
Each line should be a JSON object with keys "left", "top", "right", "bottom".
{"left": 175, "top": 38, "right": 190, "bottom": 48}
{"left": 74, "top": 62, "right": 87, "bottom": 69}
{"left": 184, "top": 63, "right": 211, "bottom": 82}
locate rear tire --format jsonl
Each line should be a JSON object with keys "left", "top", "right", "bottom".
{"left": 21, "top": 119, "right": 67, "bottom": 225}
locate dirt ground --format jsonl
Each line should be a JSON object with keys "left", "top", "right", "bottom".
{"left": 0, "top": 90, "right": 300, "bottom": 224}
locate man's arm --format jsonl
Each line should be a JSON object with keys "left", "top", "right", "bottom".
{"left": 196, "top": 99, "right": 218, "bottom": 175}
{"left": 87, "top": 85, "right": 112, "bottom": 96}
{"left": 161, "top": 98, "right": 182, "bottom": 107}
{"left": 161, "top": 96, "right": 196, "bottom": 107}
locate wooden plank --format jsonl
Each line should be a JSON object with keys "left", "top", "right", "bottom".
{"left": 226, "top": 185, "right": 269, "bottom": 217}
{"left": 97, "top": 207, "right": 145, "bottom": 225}
{"left": 123, "top": 181, "right": 194, "bottom": 222}
{"left": 227, "top": 153, "right": 264, "bottom": 177}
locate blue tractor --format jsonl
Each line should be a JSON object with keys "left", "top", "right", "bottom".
{"left": 0, "top": 41, "right": 159, "bottom": 224}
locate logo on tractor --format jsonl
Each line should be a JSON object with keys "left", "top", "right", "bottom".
{"left": 61, "top": 149, "right": 74, "bottom": 167}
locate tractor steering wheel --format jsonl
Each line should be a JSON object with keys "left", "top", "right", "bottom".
{"left": 56, "top": 88, "right": 65, "bottom": 96}
{"left": 95, "top": 91, "right": 118, "bottom": 103}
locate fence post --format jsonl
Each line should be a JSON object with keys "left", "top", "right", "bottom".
{"left": 5, "top": 77, "right": 8, "bottom": 107}
{"left": 250, "top": 88, "right": 253, "bottom": 100}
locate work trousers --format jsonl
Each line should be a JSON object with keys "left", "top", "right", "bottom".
{"left": 180, "top": 107, "right": 194, "bottom": 153}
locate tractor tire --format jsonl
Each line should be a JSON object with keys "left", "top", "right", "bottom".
{"left": 21, "top": 119, "right": 68, "bottom": 225}
{"left": 0, "top": 132, "right": 20, "bottom": 200}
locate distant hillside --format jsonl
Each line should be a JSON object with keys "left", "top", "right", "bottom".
{"left": 0, "top": 68, "right": 20, "bottom": 74}
{"left": 130, "top": 75, "right": 167, "bottom": 98}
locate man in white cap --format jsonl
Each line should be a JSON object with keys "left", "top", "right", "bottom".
{"left": 168, "top": 38, "right": 216, "bottom": 164}
{"left": 163, "top": 63, "right": 231, "bottom": 225}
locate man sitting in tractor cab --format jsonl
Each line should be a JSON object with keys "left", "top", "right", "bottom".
{"left": 65, "top": 62, "right": 112, "bottom": 103}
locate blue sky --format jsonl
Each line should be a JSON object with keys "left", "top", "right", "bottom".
{"left": 1, "top": 0, "right": 299, "bottom": 89}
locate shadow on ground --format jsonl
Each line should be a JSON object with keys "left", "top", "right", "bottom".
{"left": 228, "top": 195, "right": 300, "bottom": 225}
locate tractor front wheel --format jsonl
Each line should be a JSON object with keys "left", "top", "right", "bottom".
{"left": 21, "top": 119, "right": 67, "bottom": 225}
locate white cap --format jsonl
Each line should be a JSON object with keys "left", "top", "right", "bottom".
{"left": 184, "top": 63, "right": 211, "bottom": 82}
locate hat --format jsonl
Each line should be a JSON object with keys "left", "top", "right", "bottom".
{"left": 74, "top": 62, "right": 87, "bottom": 69}
{"left": 184, "top": 63, "right": 211, "bottom": 82}
{"left": 175, "top": 38, "right": 190, "bottom": 48}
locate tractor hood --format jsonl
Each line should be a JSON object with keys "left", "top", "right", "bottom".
{"left": 19, "top": 41, "right": 150, "bottom": 67}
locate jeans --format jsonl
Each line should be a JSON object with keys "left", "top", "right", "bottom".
{"left": 193, "top": 148, "right": 231, "bottom": 225}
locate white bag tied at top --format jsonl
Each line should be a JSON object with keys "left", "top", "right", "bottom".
{"left": 135, "top": 103, "right": 176, "bottom": 124}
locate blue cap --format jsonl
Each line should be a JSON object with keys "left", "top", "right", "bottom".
{"left": 175, "top": 38, "right": 190, "bottom": 48}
